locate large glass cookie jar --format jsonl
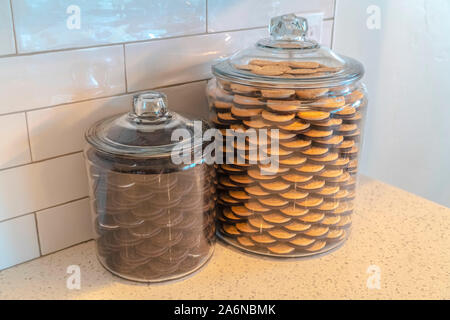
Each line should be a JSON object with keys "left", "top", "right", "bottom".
{"left": 84, "top": 91, "right": 216, "bottom": 282}
{"left": 207, "top": 14, "right": 367, "bottom": 257}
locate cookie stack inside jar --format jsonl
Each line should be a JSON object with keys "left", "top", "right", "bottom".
{"left": 85, "top": 91, "right": 216, "bottom": 282}
{"left": 206, "top": 14, "right": 367, "bottom": 257}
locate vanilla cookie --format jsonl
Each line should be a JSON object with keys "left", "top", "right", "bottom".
{"left": 295, "top": 196, "right": 324, "bottom": 208}
{"left": 305, "top": 240, "right": 327, "bottom": 252}
{"left": 230, "top": 83, "right": 258, "bottom": 95}
{"left": 244, "top": 185, "right": 271, "bottom": 198}
{"left": 280, "top": 139, "right": 311, "bottom": 151}
{"left": 311, "top": 118, "right": 342, "bottom": 131}
{"left": 279, "top": 189, "right": 309, "bottom": 201}
{"left": 262, "top": 213, "right": 292, "bottom": 225}
{"left": 298, "top": 111, "right": 330, "bottom": 122}
{"left": 222, "top": 224, "right": 241, "bottom": 237}
{"left": 302, "top": 129, "right": 334, "bottom": 139}
{"left": 251, "top": 234, "right": 277, "bottom": 246}
{"left": 261, "top": 110, "right": 296, "bottom": 125}
{"left": 213, "top": 101, "right": 233, "bottom": 113}
{"left": 281, "top": 173, "right": 313, "bottom": 184}
{"left": 261, "top": 89, "right": 295, "bottom": 99}
{"left": 231, "top": 206, "right": 254, "bottom": 218}
{"left": 295, "top": 88, "right": 329, "bottom": 99}
{"left": 266, "top": 100, "right": 301, "bottom": 114}
{"left": 289, "top": 61, "right": 320, "bottom": 69}
{"left": 287, "top": 68, "right": 318, "bottom": 75}
{"left": 301, "top": 146, "right": 329, "bottom": 158}
{"left": 217, "top": 112, "right": 240, "bottom": 124}
{"left": 244, "top": 201, "right": 272, "bottom": 213}
{"left": 229, "top": 175, "right": 255, "bottom": 186}
{"left": 233, "top": 95, "right": 265, "bottom": 108}
{"left": 267, "top": 243, "right": 295, "bottom": 254}
{"left": 248, "top": 217, "right": 275, "bottom": 230}
{"left": 277, "top": 155, "right": 308, "bottom": 168}
{"left": 295, "top": 163, "right": 325, "bottom": 174}
{"left": 335, "top": 123, "right": 358, "bottom": 136}
{"left": 278, "top": 120, "right": 310, "bottom": 134}
{"left": 333, "top": 106, "right": 356, "bottom": 118}
{"left": 243, "top": 118, "right": 270, "bottom": 129}
{"left": 280, "top": 205, "right": 309, "bottom": 218}
{"left": 298, "top": 212, "right": 325, "bottom": 223}
{"left": 289, "top": 236, "right": 316, "bottom": 248}
{"left": 311, "top": 96, "right": 346, "bottom": 110}
{"left": 258, "top": 197, "right": 289, "bottom": 209}
{"left": 268, "top": 229, "right": 297, "bottom": 240}
{"left": 313, "top": 135, "right": 344, "bottom": 148}
{"left": 237, "top": 236, "right": 256, "bottom": 247}
{"left": 303, "top": 226, "right": 329, "bottom": 238}
{"left": 253, "top": 65, "right": 290, "bottom": 76}
{"left": 231, "top": 105, "right": 263, "bottom": 120}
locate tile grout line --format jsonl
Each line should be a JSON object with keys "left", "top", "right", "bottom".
{"left": 8, "top": 0, "right": 18, "bottom": 54}
{"left": 0, "top": 15, "right": 334, "bottom": 59}
{"left": 0, "top": 150, "right": 83, "bottom": 173}
{"left": 0, "top": 32, "right": 203, "bottom": 58}
{"left": 330, "top": 18, "right": 336, "bottom": 50}
{"left": 205, "top": 0, "right": 209, "bottom": 33}
{"left": 0, "top": 239, "right": 94, "bottom": 272}
{"left": 33, "top": 213, "right": 43, "bottom": 256}
{"left": 0, "top": 78, "right": 210, "bottom": 118}
{"left": 122, "top": 44, "right": 128, "bottom": 93}
{"left": 24, "top": 112, "right": 34, "bottom": 162}
{"left": 0, "top": 25, "right": 268, "bottom": 59}
{"left": 331, "top": 0, "right": 338, "bottom": 49}
{"left": 0, "top": 196, "right": 89, "bottom": 225}
{"left": 0, "top": 77, "right": 210, "bottom": 171}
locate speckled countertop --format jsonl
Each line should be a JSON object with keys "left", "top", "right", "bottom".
{"left": 0, "top": 176, "right": 449, "bottom": 300}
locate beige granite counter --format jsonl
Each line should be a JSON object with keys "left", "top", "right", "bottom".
{"left": 0, "top": 176, "right": 449, "bottom": 300}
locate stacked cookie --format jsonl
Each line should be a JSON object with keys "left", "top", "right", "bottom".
{"left": 208, "top": 66, "right": 366, "bottom": 257}
{"left": 86, "top": 150, "right": 216, "bottom": 281}
{"left": 235, "top": 60, "right": 341, "bottom": 78}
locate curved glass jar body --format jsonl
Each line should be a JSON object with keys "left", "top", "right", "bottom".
{"left": 206, "top": 14, "right": 368, "bottom": 258}
{"left": 84, "top": 91, "right": 216, "bottom": 282}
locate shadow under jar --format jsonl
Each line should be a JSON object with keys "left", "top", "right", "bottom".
{"left": 84, "top": 91, "right": 216, "bottom": 282}
{"left": 206, "top": 14, "right": 368, "bottom": 258}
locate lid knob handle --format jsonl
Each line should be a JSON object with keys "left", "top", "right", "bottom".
{"left": 132, "top": 91, "right": 169, "bottom": 119}
{"left": 270, "top": 14, "right": 307, "bottom": 41}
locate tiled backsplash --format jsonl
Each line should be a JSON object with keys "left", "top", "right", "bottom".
{"left": 0, "top": 0, "right": 336, "bottom": 270}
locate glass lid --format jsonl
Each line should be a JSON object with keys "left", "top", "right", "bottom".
{"left": 86, "top": 91, "right": 206, "bottom": 158}
{"left": 212, "top": 14, "right": 364, "bottom": 88}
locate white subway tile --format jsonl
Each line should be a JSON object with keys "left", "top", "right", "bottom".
{"left": 28, "top": 95, "right": 132, "bottom": 162}
{"left": 322, "top": 19, "right": 334, "bottom": 48}
{"left": 0, "top": 214, "right": 40, "bottom": 270}
{"left": 0, "top": 0, "right": 15, "bottom": 56}
{"left": 0, "top": 46, "right": 125, "bottom": 115}
{"left": 125, "top": 28, "right": 266, "bottom": 91}
{"left": 0, "top": 153, "right": 88, "bottom": 222}
{"left": 28, "top": 81, "right": 212, "bottom": 161}
{"left": 36, "top": 198, "right": 92, "bottom": 255}
{"left": 207, "top": 0, "right": 335, "bottom": 32}
{"left": 12, "top": 0, "right": 206, "bottom": 53}
{"left": 160, "top": 81, "right": 209, "bottom": 120}
{"left": 0, "top": 113, "right": 31, "bottom": 169}
{"left": 299, "top": 13, "right": 324, "bottom": 44}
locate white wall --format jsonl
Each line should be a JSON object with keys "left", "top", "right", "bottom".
{"left": 334, "top": 0, "right": 450, "bottom": 207}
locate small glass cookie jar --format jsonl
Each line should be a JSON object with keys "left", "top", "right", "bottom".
{"left": 207, "top": 14, "right": 368, "bottom": 257}
{"left": 84, "top": 91, "right": 216, "bottom": 282}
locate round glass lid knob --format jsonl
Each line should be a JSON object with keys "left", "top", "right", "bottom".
{"left": 270, "top": 13, "right": 308, "bottom": 41}
{"left": 132, "top": 91, "right": 169, "bottom": 120}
